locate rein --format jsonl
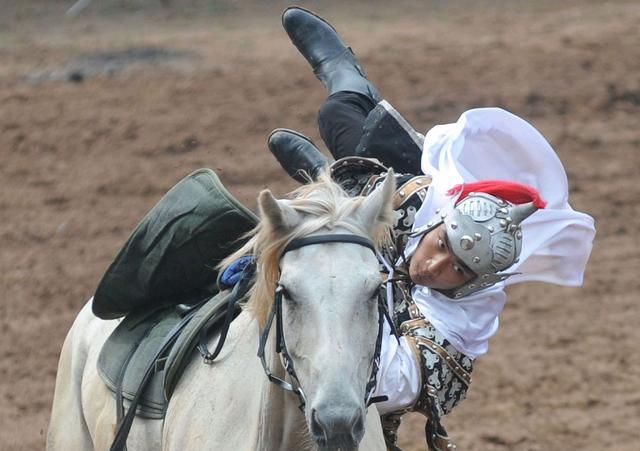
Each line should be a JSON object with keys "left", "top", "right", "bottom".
{"left": 256, "top": 233, "right": 390, "bottom": 412}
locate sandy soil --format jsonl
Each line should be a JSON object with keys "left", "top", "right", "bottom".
{"left": 1, "top": 1, "right": 639, "bottom": 449}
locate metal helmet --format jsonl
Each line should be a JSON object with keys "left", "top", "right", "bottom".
{"left": 410, "top": 191, "right": 539, "bottom": 299}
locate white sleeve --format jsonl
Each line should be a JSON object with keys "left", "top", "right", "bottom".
{"left": 372, "top": 321, "right": 421, "bottom": 415}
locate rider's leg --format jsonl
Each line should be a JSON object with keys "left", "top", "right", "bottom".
{"left": 282, "top": 6, "right": 379, "bottom": 160}
{"left": 317, "top": 91, "right": 376, "bottom": 160}
{"left": 281, "top": 6, "right": 423, "bottom": 174}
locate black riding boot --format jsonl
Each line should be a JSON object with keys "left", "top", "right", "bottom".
{"left": 268, "top": 129, "right": 331, "bottom": 183}
{"left": 282, "top": 6, "right": 380, "bottom": 103}
{"left": 283, "top": 7, "right": 422, "bottom": 175}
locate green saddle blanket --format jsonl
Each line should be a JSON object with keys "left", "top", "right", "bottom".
{"left": 93, "top": 168, "right": 257, "bottom": 319}
{"left": 97, "top": 288, "right": 239, "bottom": 419}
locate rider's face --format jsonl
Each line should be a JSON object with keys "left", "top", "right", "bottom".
{"left": 409, "top": 224, "right": 475, "bottom": 290}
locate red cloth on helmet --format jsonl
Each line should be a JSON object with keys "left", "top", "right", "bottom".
{"left": 447, "top": 180, "right": 547, "bottom": 208}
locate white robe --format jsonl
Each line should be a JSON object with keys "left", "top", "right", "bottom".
{"left": 374, "top": 108, "right": 596, "bottom": 414}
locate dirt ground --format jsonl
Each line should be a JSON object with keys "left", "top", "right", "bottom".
{"left": 1, "top": 0, "right": 639, "bottom": 449}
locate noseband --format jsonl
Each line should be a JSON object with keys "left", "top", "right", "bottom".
{"left": 257, "top": 233, "right": 390, "bottom": 412}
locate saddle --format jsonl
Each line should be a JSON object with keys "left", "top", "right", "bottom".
{"left": 96, "top": 287, "right": 241, "bottom": 419}
{"left": 93, "top": 168, "right": 257, "bottom": 449}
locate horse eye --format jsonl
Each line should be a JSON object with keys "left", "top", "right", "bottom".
{"left": 278, "top": 285, "right": 293, "bottom": 301}
{"left": 282, "top": 290, "right": 297, "bottom": 307}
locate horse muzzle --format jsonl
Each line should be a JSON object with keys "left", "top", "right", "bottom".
{"left": 309, "top": 405, "right": 365, "bottom": 451}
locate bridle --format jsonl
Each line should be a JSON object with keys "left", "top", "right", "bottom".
{"left": 108, "top": 233, "right": 390, "bottom": 451}
{"left": 256, "top": 233, "right": 390, "bottom": 412}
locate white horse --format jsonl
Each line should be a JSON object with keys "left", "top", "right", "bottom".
{"left": 47, "top": 171, "right": 396, "bottom": 451}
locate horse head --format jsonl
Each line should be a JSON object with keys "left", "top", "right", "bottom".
{"left": 229, "top": 170, "right": 395, "bottom": 450}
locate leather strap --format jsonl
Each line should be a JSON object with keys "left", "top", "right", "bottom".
{"left": 393, "top": 175, "right": 431, "bottom": 210}
{"left": 329, "top": 156, "right": 388, "bottom": 175}
{"left": 425, "top": 417, "right": 457, "bottom": 451}
{"left": 364, "top": 295, "right": 389, "bottom": 407}
{"left": 197, "top": 263, "right": 254, "bottom": 363}
{"left": 257, "top": 286, "right": 306, "bottom": 409}
{"left": 114, "top": 346, "right": 137, "bottom": 450}
{"left": 110, "top": 309, "right": 198, "bottom": 451}
{"left": 283, "top": 234, "right": 376, "bottom": 254}
{"left": 359, "top": 175, "right": 383, "bottom": 196}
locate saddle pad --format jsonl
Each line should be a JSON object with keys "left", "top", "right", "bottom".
{"left": 97, "top": 307, "right": 181, "bottom": 419}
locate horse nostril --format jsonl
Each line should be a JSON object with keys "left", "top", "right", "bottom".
{"left": 309, "top": 406, "right": 364, "bottom": 449}
{"left": 350, "top": 410, "right": 364, "bottom": 441}
{"left": 310, "top": 408, "right": 327, "bottom": 446}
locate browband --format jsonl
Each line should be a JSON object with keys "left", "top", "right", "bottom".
{"left": 283, "top": 234, "right": 376, "bottom": 255}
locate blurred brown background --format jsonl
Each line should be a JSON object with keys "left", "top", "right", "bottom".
{"left": 1, "top": 0, "right": 639, "bottom": 449}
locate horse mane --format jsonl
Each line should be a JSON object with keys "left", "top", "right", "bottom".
{"left": 219, "top": 170, "right": 394, "bottom": 326}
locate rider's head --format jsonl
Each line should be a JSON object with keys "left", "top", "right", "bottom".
{"left": 409, "top": 180, "right": 547, "bottom": 299}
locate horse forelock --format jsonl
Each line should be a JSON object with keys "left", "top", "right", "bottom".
{"left": 219, "top": 171, "right": 393, "bottom": 326}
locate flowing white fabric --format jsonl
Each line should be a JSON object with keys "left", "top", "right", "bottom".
{"left": 374, "top": 107, "right": 595, "bottom": 412}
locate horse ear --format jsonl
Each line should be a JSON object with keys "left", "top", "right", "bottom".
{"left": 258, "top": 189, "right": 300, "bottom": 233}
{"left": 358, "top": 169, "right": 396, "bottom": 234}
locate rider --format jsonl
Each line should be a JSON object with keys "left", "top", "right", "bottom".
{"left": 266, "top": 7, "right": 596, "bottom": 450}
